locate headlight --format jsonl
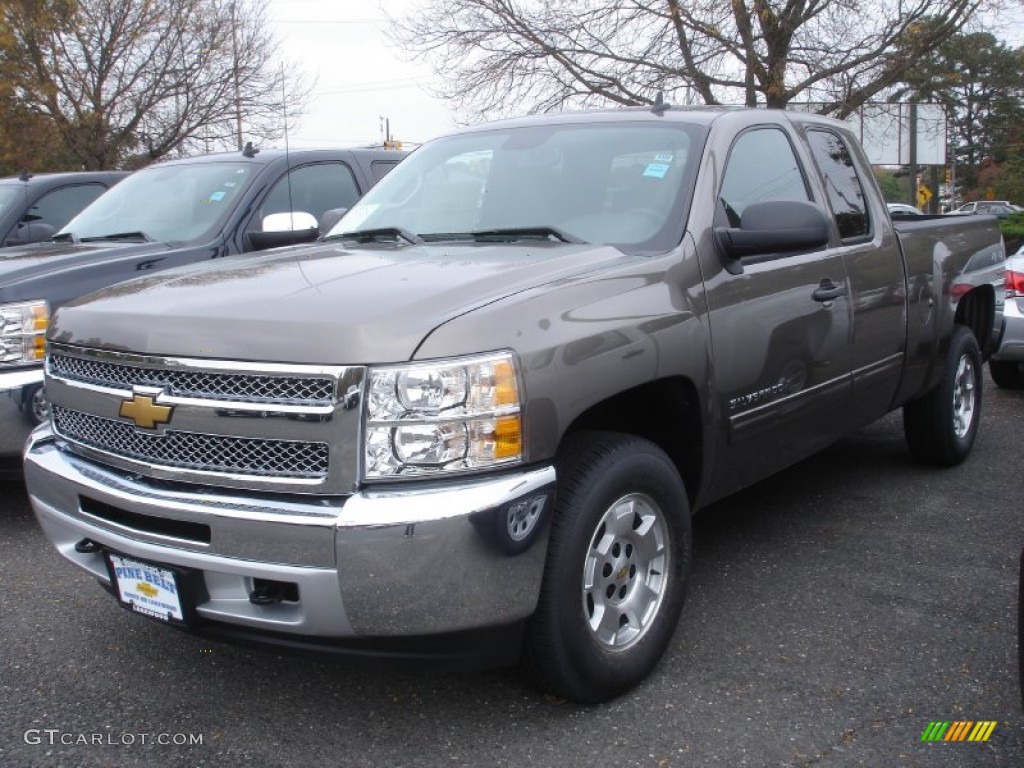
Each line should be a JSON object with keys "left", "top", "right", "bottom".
{"left": 0, "top": 300, "right": 48, "bottom": 366}
{"left": 364, "top": 351, "right": 523, "bottom": 479}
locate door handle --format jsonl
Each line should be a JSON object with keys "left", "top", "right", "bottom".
{"left": 812, "top": 279, "right": 846, "bottom": 302}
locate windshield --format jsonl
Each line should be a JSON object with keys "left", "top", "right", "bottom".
{"left": 329, "top": 121, "right": 703, "bottom": 252}
{"left": 59, "top": 161, "right": 257, "bottom": 243}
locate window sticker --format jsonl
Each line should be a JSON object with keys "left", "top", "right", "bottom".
{"left": 209, "top": 190, "right": 226, "bottom": 201}
{"left": 223, "top": 182, "right": 237, "bottom": 188}
{"left": 654, "top": 153, "right": 674, "bottom": 163}
{"left": 643, "top": 163, "right": 670, "bottom": 179}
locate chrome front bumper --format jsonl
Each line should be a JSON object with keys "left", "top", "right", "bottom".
{"left": 0, "top": 367, "right": 44, "bottom": 457}
{"left": 24, "top": 425, "right": 555, "bottom": 641}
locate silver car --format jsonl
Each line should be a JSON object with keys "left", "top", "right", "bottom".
{"left": 991, "top": 244, "right": 1024, "bottom": 388}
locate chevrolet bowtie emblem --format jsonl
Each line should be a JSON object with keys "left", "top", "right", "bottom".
{"left": 119, "top": 393, "right": 173, "bottom": 429}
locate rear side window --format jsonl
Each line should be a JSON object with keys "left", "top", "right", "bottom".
{"left": 719, "top": 127, "right": 810, "bottom": 226}
{"left": 370, "top": 160, "right": 398, "bottom": 181}
{"left": 807, "top": 129, "right": 870, "bottom": 240}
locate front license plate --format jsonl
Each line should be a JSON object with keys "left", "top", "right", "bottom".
{"left": 107, "top": 553, "right": 186, "bottom": 624}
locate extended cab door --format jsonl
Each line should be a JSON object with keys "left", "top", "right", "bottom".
{"left": 702, "top": 124, "right": 854, "bottom": 492}
{"left": 803, "top": 127, "right": 905, "bottom": 418}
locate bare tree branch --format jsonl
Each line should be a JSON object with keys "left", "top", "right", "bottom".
{"left": 0, "top": 0, "right": 310, "bottom": 169}
{"left": 389, "top": 0, "right": 991, "bottom": 121}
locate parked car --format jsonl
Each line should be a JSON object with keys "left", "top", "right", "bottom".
{"left": 887, "top": 203, "right": 924, "bottom": 216}
{"left": 0, "top": 171, "right": 126, "bottom": 247}
{"left": 24, "top": 107, "right": 1004, "bottom": 704}
{"left": 950, "top": 200, "right": 1013, "bottom": 215}
{"left": 973, "top": 202, "right": 1017, "bottom": 220}
{"left": 990, "top": 244, "right": 1024, "bottom": 388}
{"left": 0, "top": 145, "right": 405, "bottom": 466}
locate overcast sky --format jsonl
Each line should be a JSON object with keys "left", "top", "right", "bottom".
{"left": 265, "top": 0, "right": 458, "bottom": 150}
{"left": 263, "top": 0, "right": 1024, "bottom": 153}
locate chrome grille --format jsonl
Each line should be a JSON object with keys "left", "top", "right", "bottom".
{"left": 52, "top": 405, "right": 330, "bottom": 479}
{"left": 49, "top": 353, "right": 335, "bottom": 405}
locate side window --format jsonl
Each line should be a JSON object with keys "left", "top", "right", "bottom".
{"left": 258, "top": 163, "right": 361, "bottom": 228}
{"left": 719, "top": 128, "right": 810, "bottom": 226}
{"left": 370, "top": 160, "right": 398, "bottom": 182}
{"left": 807, "top": 129, "right": 870, "bottom": 240}
{"left": 26, "top": 184, "right": 106, "bottom": 230}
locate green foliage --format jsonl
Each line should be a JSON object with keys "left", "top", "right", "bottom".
{"left": 1001, "top": 211, "right": 1024, "bottom": 252}
{"left": 991, "top": 153, "right": 1024, "bottom": 206}
{"left": 872, "top": 168, "right": 906, "bottom": 202}
{"left": 896, "top": 32, "right": 1024, "bottom": 194}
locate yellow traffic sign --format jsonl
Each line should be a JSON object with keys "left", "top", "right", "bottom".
{"left": 917, "top": 184, "right": 932, "bottom": 208}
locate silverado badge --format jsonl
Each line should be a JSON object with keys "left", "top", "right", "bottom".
{"left": 119, "top": 392, "right": 173, "bottom": 430}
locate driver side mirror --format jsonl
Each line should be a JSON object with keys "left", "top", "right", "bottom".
{"left": 247, "top": 211, "right": 319, "bottom": 252}
{"left": 714, "top": 200, "right": 831, "bottom": 275}
{"left": 5, "top": 220, "right": 57, "bottom": 247}
{"left": 318, "top": 207, "right": 348, "bottom": 235}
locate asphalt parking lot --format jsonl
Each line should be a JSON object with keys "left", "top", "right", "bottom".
{"left": 1, "top": 375, "right": 1022, "bottom": 768}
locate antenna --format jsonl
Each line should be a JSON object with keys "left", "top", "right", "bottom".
{"left": 281, "top": 62, "right": 295, "bottom": 231}
{"left": 651, "top": 91, "right": 671, "bottom": 116}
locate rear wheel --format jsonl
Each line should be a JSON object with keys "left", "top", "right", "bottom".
{"left": 990, "top": 360, "right": 1024, "bottom": 389}
{"left": 524, "top": 432, "right": 691, "bottom": 704}
{"left": 903, "top": 325, "right": 982, "bottom": 466}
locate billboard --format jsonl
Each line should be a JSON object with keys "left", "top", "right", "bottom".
{"left": 792, "top": 102, "right": 947, "bottom": 165}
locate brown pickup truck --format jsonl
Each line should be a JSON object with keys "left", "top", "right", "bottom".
{"left": 24, "top": 106, "right": 1005, "bottom": 704}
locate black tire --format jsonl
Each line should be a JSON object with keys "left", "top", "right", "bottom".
{"left": 21, "top": 384, "right": 49, "bottom": 425}
{"left": 990, "top": 360, "right": 1024, "bottom": 390}
{"left": 903, "top": 325, "right": 983, "bottom": 466}
{"left": 524, "top": 432, "right": 691, "bottom": 704}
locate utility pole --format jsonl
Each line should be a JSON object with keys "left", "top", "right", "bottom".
{"left": 908, "top": 101, "right": 918, "bottom": 208}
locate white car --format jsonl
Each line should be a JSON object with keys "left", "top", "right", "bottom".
{"left": 991, "top": 245, "right": 1024, "bottom": 388}
{"left": 951, "top": 200, "right": 1012, "bottom": 215}
{"left": 887, "top": 203, "right": 923, "bottom": 216}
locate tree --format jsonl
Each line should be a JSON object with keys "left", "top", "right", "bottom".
{"left": 391, "top": 0, "right": 984, "bottom": 122}
{"left": 893, "top": 31, "right": 1024, "bottom": 194}
{"left": 0, "top": 0, "right": 308, "bottom": 170}
{"left": 872, "top": 167, "right": 905, "bottom": 203}
{"left": 0, "top": 2, "right": 71, "bottom": 173}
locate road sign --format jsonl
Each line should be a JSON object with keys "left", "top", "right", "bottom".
{"left": 917, "top": 184, "right": 933, "bottom": 208}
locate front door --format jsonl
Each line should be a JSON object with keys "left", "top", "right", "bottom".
{"left": 703, "top": 126, "right": 853, "bottom": 493}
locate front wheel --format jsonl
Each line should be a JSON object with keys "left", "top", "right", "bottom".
{"left": 524, "top": 432, "right": 691, "bottom": 704}
{"left": 903, "top": 325, "right": 983, "bottom": 466}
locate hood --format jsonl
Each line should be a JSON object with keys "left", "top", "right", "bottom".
{"left": 0, "top": 240, "right": 171, "bottom": 301}
{"left": 50, "top": 241, "right": 633, "bottom": 364}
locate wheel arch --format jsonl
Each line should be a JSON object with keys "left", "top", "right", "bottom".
{"left": 559, "top": 376, "right": 703, "bottom": 509}
{"left": 955, "top": 284, "right": 996, "bottom": 361}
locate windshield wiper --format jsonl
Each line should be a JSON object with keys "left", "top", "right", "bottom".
{"left": 80, "top": 231, "right": 154, "bottom": 243}
{"left": 328, "top": 227, "right": 423, "bottom": 245}
{"left": 421, "top": 226, "right": 585, "bottom": 244}
{"left": 51, "top": 231, "right": 79, "bottom": 244}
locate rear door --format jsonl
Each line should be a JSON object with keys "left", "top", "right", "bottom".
{"left": 804, "top": 127, "right": 905, "bottom": 418}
